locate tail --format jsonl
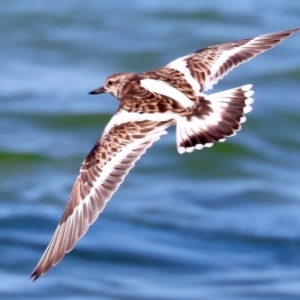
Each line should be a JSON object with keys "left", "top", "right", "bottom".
{"left": 176, "top": 84, "right": 254, "bottom": 154}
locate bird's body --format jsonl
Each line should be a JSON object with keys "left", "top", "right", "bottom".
{"left": 31, "top": 27, "right": 300, "bottom": 281}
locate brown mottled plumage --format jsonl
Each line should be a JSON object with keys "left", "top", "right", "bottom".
{"left": 31, "top": 28, "right": 300, "bottom": 281}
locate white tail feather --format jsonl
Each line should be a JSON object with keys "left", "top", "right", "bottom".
{"left": 176, "top": 84, "right": 254, "bottom": 154}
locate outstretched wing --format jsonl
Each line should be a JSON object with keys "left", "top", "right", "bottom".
{"left": 30, "top": 109, "right": 173, "bottom": 281}
{"left": 165, "top": 28, "right": 300, "bottom": 93}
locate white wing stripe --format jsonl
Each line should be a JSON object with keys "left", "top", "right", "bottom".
{"left": 140, "top": 78, "right": 195, "bottom": 108}
{"left": 206, "top": 34, "right": 284, "bottom": 90}
{"left": 72, "top": 126, "right": 169, "bottom": 232}
{"left": 104, "top": 109, "right": 176, "bottom": 135}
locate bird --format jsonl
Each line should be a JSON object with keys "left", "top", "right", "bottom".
{"left": 30, "top": 27, "right": 300, "bottom": 281}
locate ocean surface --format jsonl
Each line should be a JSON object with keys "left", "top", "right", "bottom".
{"left": 1, "top": 1, "right": 300, "bottom": 299}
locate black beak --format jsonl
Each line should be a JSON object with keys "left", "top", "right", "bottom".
{"left": 88, "top": 86, "right": 105, "bottom": 95}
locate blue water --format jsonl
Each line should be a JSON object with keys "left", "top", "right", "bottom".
{"left": 1, "top": 1, "right": 300, "bottom": 299}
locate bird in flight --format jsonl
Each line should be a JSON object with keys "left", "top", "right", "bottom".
{"left": 31, "top": 27, "right": 300, "bottom": 281}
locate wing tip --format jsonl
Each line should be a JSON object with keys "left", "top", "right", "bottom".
{"left": 29, "top": 269, "right": 42, "bottom": 282}
{"left": 274, "top": 27, "right": 300, "bottom": 36}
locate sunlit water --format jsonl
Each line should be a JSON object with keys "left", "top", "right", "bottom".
{"left": 1, "top": 1, "right": 300, "bottom": 299}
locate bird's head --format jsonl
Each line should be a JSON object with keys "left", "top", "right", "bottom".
{"left": 89, "top": 73, "right": 134, "bottom": 99}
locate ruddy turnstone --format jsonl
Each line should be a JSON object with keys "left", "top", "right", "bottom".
{"left": 31, "top": 28, "right": 300, "bottom": 281}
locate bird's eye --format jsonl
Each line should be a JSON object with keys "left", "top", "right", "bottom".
{"left": 107, "top": 80, "right": 113, "bottom": 86}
